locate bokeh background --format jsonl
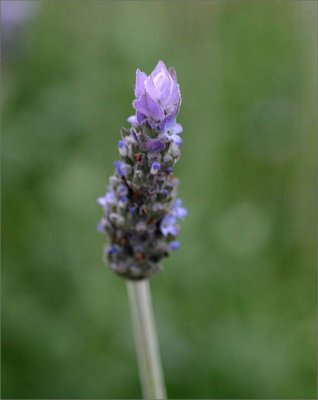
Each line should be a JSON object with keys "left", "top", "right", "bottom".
{"left": 2, "top": 1, "right": 317, "bottom": 398}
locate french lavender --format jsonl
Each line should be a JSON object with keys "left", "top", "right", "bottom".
{"left": 97, "top": 61, "right": 187, "bottom": 280}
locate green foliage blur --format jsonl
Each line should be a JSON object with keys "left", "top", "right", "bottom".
{"left": 2, "top": 1, "right": 317, "bottom": 398}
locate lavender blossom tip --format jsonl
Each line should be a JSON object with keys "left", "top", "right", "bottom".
{"left": 132, "top": 60, "right": 181, "bottom": 130}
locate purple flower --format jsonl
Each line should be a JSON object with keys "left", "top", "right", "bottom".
{"left": 163, "top": 117, "right": 183, "bottom": 144}
{"left": 169, "top": 241, "right": 180, "bottom": 251}
{"left": 118, "top": 196, "right": 128, "bottom": 208}
{"left": 107, "top": 245, "right": 119, "bottom": 256}
{"left": 144, "top": 137, "right": 165, "bottom": 153}
{"left": 116, "top": 183, "right": 128, "bottom": 197}
{"left": 161, "top": 189, "right": 169, "bottom": 197}
{"left": 172, "top": 199, "right": 188, "bottom": 219}
{"left": 130, "top": 128, "right": 140, "bottom": 144}
{"left": 97, "top": 191, "right": 117, "bottom": 210}
{"left": 160, "top": 215, "right": 178, "bottom": 237}
{"left": 114, "top": 160, "right": 124, "bottom": 177}
{"left": 96, "top": 221, "right": 104, "bottom": 233}
{"left": 132, "top": 60, "right": 181, "bottom": 129}
{"left": 127, "top": 115, "right": 138, "bottom": 127}
{"left": 114, "top": 161, "right": 131, "bottom": 178}
{"left": 159, "top": 199, "right": 186, "bottom": 237}
{"left": 150, "top": 162, "right": 161, "bottom": 175}
{"left": 118, "top": 140, "right": 128, "bottom": 157}
{"left": 129, "top": 206, "right": 136, "bottom": 214}
{"left": 98, "top": 61, "right": 187, "bottom": 280}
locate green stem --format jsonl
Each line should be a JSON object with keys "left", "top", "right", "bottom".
{"left": 127, "top": 280, "right": 167, "bottom": 400}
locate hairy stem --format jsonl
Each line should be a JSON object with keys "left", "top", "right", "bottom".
{"left": 127, "top": 280, "right": 167, "bottom": 399}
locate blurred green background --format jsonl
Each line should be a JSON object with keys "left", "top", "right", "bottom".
{"left": 2, "top": 1, "right": 317, "bottom": 398}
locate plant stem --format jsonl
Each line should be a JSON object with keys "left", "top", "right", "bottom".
{"left": 127, "top": 280, "right": 167, "bottom": 400}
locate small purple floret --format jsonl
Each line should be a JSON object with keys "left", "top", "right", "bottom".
{"left": 114, "top": 161, "right": 124, "bottom": 178}
{"left": 127, "top": 115, "right": 138, "bottom": 127}
{"left": 117, "top": 140, "right": 128, "bottom": 157}
{"left": 172, "top": 199, "right": 188, "bottom": 219}
{"left": 150, "top": 162, "right": 161, "bottom": 175}
{"left": 97, "top": 197, "right": 106, "bottom": 207}
{"left": 144, "top": 138, "right": 165, "bottom": 152}
{"left": 116, "top": 183, "right": 128, "bottom": 197}
{"left": 160, "top": 215, "right": 178, "bottom": 237}
{"left": 97, "top": 191, "right": 117, "bottom": 210}
{"left": 96, "top": 221, "right": 104, "bottom": 233}
{"left": 108, "top": 245, "right": 119, "bottom": 255}
{"left": 161, "top": 189, "right": 169, "bottom": 197}
{"left": 169, "top": 241, "right": 180, "bottom": 251}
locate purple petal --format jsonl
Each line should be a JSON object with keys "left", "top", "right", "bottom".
{"left": 116, "top": 183, "right": 128, "bottom": 196}
{"left": 144, "top": 138, "right": 165, "bottom": 152}
{"left": 160, "top": 215, "right": 177, "bottom": 236}
{"left": 172, "top": 123, "right": 183, "bottom": 134}
{"left": 133, "top": 92, "right": 164, "bottom": 121}
{"left": 161, "top": 189, "right": 169, "bottom": 197}
{"left": 178, "top": 208, "right": 187, "bottom": 219}
{"left": 136, "top": 111, "right": 146, "bottom": 124}
{"left": 172, "top": 134, "right": 183, "bottom": 145}
{"left": 135, "top": 69, "right": 147, "bottom": 97}
{"left": 144, "top": 76, "right": 160, "bottom": 100}
{"left": 108, "top": 245, "right": 119, "bottom": 256}
{"left": 151, "top": 60, "right": 169, "bottom": 81}
{"left": 161, "top": 114, "right": 176, "bottom": 133}
{"left": 172, "top": 199, "right": 188, "bottom": 219}
{"left": 175, "top": 205, "right": 187, "bottom": 219}
{"left": 144, "top": 92, "right": 164, "bottom": 121}
{"left": 150, "top": 162, "right": 161, "bottom": 174}
{"left": 168, "top": 67, "right": 178, "bottom": 83}
{"left": 96, "top": 221, "right": 104, "bottom": 233}
{"left": 97, "top": 197, "right": 106, "bottom": 207}
{"left": 132, "top": 96, "right": 149, "bottom": 117}
{"left": 169, "top": 241, "right": 180, "bottom": 251}
{"left": 167, "top": 83, "right": 181, "bottom": 107}
{"left": 162, "top": 115, "right": 183, "bottom": 136}
{"left": 105, "top": 192, "right": 116, "bottom": 204}
{"left": 150, "top": 61, "right": 171, "bottom": 99}
{"left": 127, "top": 115, "right": 138, "bottom": 127}
{"left": 114, "top": 161, "right": 124, "bottom": 178}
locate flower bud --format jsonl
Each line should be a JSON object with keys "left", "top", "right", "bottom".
{"left": 118, "top": 140, "right": 128, "bottom": 157}
{"left": 150, "top": 162, "right": 161, "bottom": 175}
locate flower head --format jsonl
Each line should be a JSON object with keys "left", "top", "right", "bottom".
{"left": 98, "top": 61, "right": 187, "bottom": 280}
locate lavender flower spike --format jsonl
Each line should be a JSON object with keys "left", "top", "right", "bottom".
{"left": 98, "top": 60, "right": 187, "bottom": 280}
